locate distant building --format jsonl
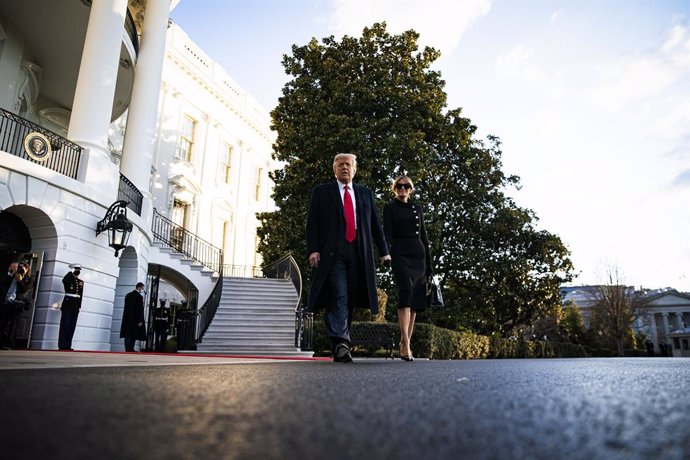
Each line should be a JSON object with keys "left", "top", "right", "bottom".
{"left": 641, "top": 290, "right": 690, "bottom": 357}
{"left": 0, "top": 1, "right": 277, "bottom": 351}
{"left": 561, "top": 286, "right": 690, "bottom": 355}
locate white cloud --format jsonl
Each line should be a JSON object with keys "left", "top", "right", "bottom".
{"left": 550, "top": 11, "right": 560, "bottom": 22}
{"left": 495, "top": 45, "right": 546, "bottom": 82}
{"left": 661, "top": 22, "right": 688, "bottom": 52}
{"left": 328, "top": 0, "right": 491, "bottom": 55}
{"left": 648, "top": 93, "right": 690, "bottom": 144}
{"left": 583, "top": 54, "right": 678, "bottom": 111}
{"left": 582, "top": 22, "right": 689, "bottom": 111}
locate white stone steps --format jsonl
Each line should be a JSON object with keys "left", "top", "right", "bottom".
{"left": 195, "top": 276, "right": 312, "bottom": 357}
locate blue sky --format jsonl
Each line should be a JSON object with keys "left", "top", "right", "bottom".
{"left": 171, "top": 0, "right": 690, "bottom": 291}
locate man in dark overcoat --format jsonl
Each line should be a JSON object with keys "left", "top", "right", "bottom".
{"left": 120, "top": 282, "right": 147, "bottom": 352}
{"left": 306, "top": 153, "right": 390, "bottom": 362}
{"left": 58, "top": 263, "right": 84, "bottom": 350}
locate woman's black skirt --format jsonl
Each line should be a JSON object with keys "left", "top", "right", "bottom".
{"left": 391, "top": 237, "right": 427, "bottom": 311}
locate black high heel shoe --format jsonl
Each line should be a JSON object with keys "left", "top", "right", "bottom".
{"left": 401, "top": 355, "right": 414, "bottom": 362}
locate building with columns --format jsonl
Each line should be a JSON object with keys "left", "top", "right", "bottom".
{"left": 561, "top": 286, "right": 690, "bottom": 356}
{"left": 0, "top": 1, "right": 277, "bottom": 351}
{"left": 641, "top": 291, "right": 690, "bottom": 357}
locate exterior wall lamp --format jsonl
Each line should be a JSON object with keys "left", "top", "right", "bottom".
{"left": 96, "top": 200, "right": 133, "bottom": 257}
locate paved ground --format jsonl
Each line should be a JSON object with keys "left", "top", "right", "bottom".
{"left": 0, "top": 349, "right": 327, "bottom": 370}
{"left": 0, "top": 351, "right": 688, "bottom": 460}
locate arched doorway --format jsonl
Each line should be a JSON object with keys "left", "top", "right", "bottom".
{"left": 0, "top": 206, "right": 57, "bottom": 349}
{"left": 110, "top": 246, "right": 139, "bottom": 351}
{"left": 145, "top": 264, "right": 198, "bottom": 352}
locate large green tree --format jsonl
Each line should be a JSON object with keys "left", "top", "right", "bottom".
{"left": 258, "top": 23, "right": 573, "bottom": 335}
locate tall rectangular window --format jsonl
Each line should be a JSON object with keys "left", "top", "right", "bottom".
{"left": 255, "top": 167, "right": 263, "bottom": 201}
{"left": 171, "top": 199, "right": 188, "bottom": 252}
{"left": 171, "top": 199, "right": 187, "bottom": 227}
{"left": 221, "top": 144, "right": 232, "bottom": 184}
{"left": 254, "top": 234, "right": 261, "bottom": 267}
{"left": 223, "top": 220, "right": 230, "bottom": 254}
{"left": 176, "top": 115, "right": 196, "bottom": 161}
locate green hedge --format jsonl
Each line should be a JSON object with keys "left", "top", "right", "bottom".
{"left": 311, "top": 320, "right": 585, "bottom": 359}
{"left": 488, "top": 336, "right": 586, "bottom": 358}
{"left": 411, "top": 323, "right": 490, "bottom": 359}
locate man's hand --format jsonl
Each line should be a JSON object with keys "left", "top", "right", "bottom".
{"left": 380, "top": 255, "right": 391, "bottom": 265}
{"left": 309, "top": 252, "right": 320, "bottom": 268}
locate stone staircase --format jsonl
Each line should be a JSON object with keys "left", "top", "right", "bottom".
{"left": 195, "top": 277, "right": 313, "bottom": 357}
{"left": 149, "top": 242, "right": 219, "bottom": 303}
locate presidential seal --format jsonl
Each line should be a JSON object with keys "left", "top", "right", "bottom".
{"left": 23, "top": 131, "right": 52, "bottom": 162}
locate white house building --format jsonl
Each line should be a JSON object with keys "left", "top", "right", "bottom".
{"left": 0, "top": 0, "right": 283, "bottom": 353}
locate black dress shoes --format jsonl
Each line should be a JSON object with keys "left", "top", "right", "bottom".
{"left": 334, "top": 343, "right": 354, "bottom": 363}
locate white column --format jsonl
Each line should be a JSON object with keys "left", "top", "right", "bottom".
{"left": 195, "top": 115, "right": 215, "bottom": 239}
{"left": 661, "top": 312, "right": 670, "bottom": 338}
{"left": 648, "top": 313, "right": 658, "bottom": 346}
{"left": 120, "top": 0, "right": 171, "bottom": 198}
{"left": 233, "top": 141, "right": 250, "bottom": 266}
{"left": 68, "top": 0, "right": 128, "bottom": 186}
{"left": 674, "top": 312, "right": 684, "bottom": 330}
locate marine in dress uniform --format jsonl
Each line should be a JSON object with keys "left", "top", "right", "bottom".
{"left": 58, "top": 264, "right": 84, "bottom": 350}
{"left": 153, "top": 301, "right": 170, "bottom": 352}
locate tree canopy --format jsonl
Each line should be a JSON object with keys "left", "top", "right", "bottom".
{"left": 257, "top": 22, "right": 573, "bottom": 335}
{"left": 586, "top": 267, "right": 651, "bottom": 356}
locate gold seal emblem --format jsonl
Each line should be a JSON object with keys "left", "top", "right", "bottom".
{"left": 23, "top": 132, "right": 52, "bottom": 162}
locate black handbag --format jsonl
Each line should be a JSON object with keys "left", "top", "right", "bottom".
{"left": 427, "top": 275, "right": 444, "bottom": 308}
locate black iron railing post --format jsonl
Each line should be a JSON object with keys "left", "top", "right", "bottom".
{"left": 193, "top": 277, "right": 223, "bottom": 345}
{"left": 263, "top": 253, "right": 312, "bottom": 351}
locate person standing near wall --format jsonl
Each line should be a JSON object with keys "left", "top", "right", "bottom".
{"left": 0, "top": 262, "right": 34, "bottom": 349}
{"left": 153, "top": 299, "right": 170, "bottom": 352}
{"left": 58, "top": 264, "right": 83, "bottom": 350}
{"left": 120, "top": 282, "right": 147, "bottom": 352}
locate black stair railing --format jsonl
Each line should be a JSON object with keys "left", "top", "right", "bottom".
{"left": 263, "top": 253, "right": 312, "bottom": 351}
{"left": 189, "top": 277, "right": 222, "bottom": 347}
{"left": 0, "top": 107, "right": 82, "bottom": 179}
{"left": 125, "top": 8, "right": 139, "bottom": 54}
{"left": 152, "top": 208, "right": 223, "bottom": 275}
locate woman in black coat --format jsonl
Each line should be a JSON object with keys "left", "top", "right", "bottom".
{"left": 383, "top": 176, "right": 432, "bottom": 361}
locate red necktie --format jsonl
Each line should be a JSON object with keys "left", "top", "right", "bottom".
{"left": 344, "top": 185, "right": 356, "bottom": 242}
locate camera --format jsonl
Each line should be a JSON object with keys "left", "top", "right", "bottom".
{"left": 16, "top": 266, "right": 25, "bottom": 275}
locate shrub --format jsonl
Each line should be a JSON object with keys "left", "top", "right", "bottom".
{"left": 410, "top": 323, "right": 489, "bottom": 359}
{"left": 310, "top": 319, "right": 584, "bottom": 359}
{"left": 488, "top": 337, "right": 586, "bottom": 358}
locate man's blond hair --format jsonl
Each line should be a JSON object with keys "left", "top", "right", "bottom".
{"left": 333, "top": 153, "right": 357, "bottom": 167}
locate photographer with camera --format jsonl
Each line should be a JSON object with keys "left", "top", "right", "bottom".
{"left": 0, "top": 261, "right": 34, "bottom": 349}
